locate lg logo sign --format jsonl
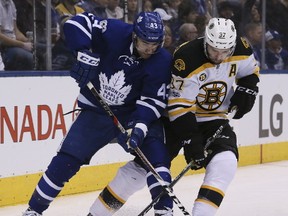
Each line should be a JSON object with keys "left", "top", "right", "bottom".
{"left": 259, "top": 94, "right": 284, "bottom": 138}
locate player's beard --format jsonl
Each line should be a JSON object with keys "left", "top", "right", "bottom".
{"left": 210, "top": 58, "right": 224, "bottom": 65}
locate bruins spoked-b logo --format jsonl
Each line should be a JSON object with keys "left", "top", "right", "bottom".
{"left": 197, "top": 81, "right": 227, "bottom": 111}
{"left": 174, "top": 59, "right": 185, "bottom": 71}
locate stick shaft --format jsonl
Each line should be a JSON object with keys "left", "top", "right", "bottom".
{"left": 87, "top": 82, "right": 190, "bottom": 215}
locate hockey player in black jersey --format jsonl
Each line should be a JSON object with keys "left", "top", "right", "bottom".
{"left": 22, "top": 11, "right": 174, "bottom": 216}
{"left": 90, "top": 17, "right": 260, "bottom": 216}
{"left": 166, "top": 17, "right": 260, "bottom": 215}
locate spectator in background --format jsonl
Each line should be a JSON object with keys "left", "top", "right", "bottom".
{"left": 105, "top": 0, "right": 123, "bottom": 19}
{"left": 79, "top": 0, "right": 108, "bottom": 18}
{"left": 151, "top": 0, "right": 166, "bottom": 9}
{"left": 194, "top": 14, "right": 208, "bottom": 37}
{"left": 143, "top": 0, "right": 153, "bottom": 12}
{"left": 281, "top": 0, "right": 288, "bottom": 7}
{"left": 244, "top": 22, "right": 262, "bottom": 63}
{"left": 176, "top": 23, "right": 198, "bottom": 47}
{"left": 242, "top": 0, "right": 261, "bottom": 25}
{"left": 265, "top": 0, "right": 288, "bottom": 50}
{"left": 14, "top": 0, "right": 60, "bottom": 70}
{"left": 0, "top": 52, "right": 4, "bottom": 70}
{"left": 55, "top": 0, "right": 84, "bottom": 17}
{"left": 154, "top": 7, "right": 176, "bottom": 54}
{"left": 165, "top": 0, "right": 182, "bottom": 20}
{"left": 0, "top": 0, "right": 33, "bottom": 70}
{"left": 171, "top": 0, "right": 198, "bottom": 42}
{"left": 265, "top": 30, "right": 288, "bottom": 70}
{"left": 154, "top": 7, "right": 172, "bottom": 25}
{"left": 52, "top": 16, "right": 76, "bottom": 70}
{"left": 192, "top": 0, "right": 212, "bottom": 19}
{"left": 14, "top": 0, "right": 60, "bottom": 40}
{"left": 217, "top": 1, "right": 242, "bottom": 33}
{"left": 178, "top": 0, "right": 198, "bottom": 23}
{"left": 127, "top": 0, "right": 138, "bottom": 24}
{"left": 163, "top": 24, "right": 176, "bottom": 54}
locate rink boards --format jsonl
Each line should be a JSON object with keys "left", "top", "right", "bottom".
{"left": 0, "top": 72, "right": 287, "bottom": 207}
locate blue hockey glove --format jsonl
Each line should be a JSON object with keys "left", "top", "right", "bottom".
{"left": 182, "top": 134, "right": 206, "bottom": 170}
{"left": 70, "top": 50, "right": 100, "bottom": 88}
{"left": 117, "top": 129, "right": 132, "bottom": 147}
{"left": 128, "top": 123, "right": 148, "bottom": 150}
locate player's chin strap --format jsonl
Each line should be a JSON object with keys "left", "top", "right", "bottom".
{"left": 86, "top": 81, "right": 191, "bottom": 216}
{"left": 137, "top": 106, "right": 238, "bottom": 216}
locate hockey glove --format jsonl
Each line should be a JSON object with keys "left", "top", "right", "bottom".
{"left": 128, "top": 123, "right": 148, "bottom": 150}
{"left": 70, "top": 50, "right": 100, "bottom": 88}
{"left": 182, "top": 134, "right": 206, "bottom": 170}
{"left": 228, "top": 85, "right": 258, "bottom": 119}
{"left": 117, "top": 129, "right": 132, "bottom": 147}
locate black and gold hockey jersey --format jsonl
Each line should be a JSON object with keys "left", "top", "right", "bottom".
{"left": 168, "top": 37, "right": 260, "bottom": 122}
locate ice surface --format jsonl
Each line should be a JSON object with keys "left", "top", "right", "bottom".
{"left": 1, "top": 160, "right": 288, "bottom": 216}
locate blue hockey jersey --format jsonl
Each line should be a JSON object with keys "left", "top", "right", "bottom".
{"left": 63, "top": 12, "right": 172, "bottom": 127}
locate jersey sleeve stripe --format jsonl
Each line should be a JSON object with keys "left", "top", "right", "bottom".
{"left": 196, "top": 112, "right": 227, "bottom": 118}
{"left": 184, "top": 63, "right": 214, "bottom": 79}
{"left": 66, "top": 19, "right": 92, "bottom": 40}
{"left": 136, "top": 100, "right": 161, "bottom": 118}
{"left": 168, "top": 98, "right": 195, "bottom": 106}
{"left": 168, "top": 106, "right": 196, "bottom": 121}
{"left": 140, "top": 96, "right": 166, "bottom": 108}
{"left": 78, "top": 13, "right": 93, "bottom": 31}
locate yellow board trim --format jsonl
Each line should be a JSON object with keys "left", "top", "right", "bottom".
{"left": 1, "top": 141, "right": 288, "bottom": 207}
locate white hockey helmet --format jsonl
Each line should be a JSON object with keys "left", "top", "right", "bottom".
{"left": 204, "top": 18, "right": 237, "bottom": 50}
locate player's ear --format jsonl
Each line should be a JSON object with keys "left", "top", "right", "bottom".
{"left": 132, "top": 32, "right": 136, "bottom": 40}
{"left": 132, "top": 33, "right": 138, "bottom": 45}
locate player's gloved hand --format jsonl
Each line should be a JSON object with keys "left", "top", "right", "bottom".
{"left": 70, "top": 50, "right": 100, "bottom": 88}
{"left": 127, "top": 123, "right": 148, "bottom": 151}
{"left": 117, "top": 129, "right": 132, "bottom": 147}
{"left": 182, "top": 134, "right": 206, "bottom": 170}
{"left": 228, "top": 85, "right": 258, "bottom": 119}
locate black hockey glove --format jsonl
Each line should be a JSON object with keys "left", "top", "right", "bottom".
{"left": 182, "top": 134, "right": 206, "bottom": 170}
{"left": 228, "top": 85, "right": 258, "bottom": 119}
{"left": 70, "top": 50, "right": 100, "bottom": 88}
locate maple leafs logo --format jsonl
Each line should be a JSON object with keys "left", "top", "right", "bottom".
{"left": 137, "top": 15, "right": 143, "bottom": 23}
{"left": 99, "top": 70, "right": 132, "bottom": 105}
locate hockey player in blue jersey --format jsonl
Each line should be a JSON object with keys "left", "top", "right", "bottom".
{"left": 22, "top": 11, "right": 174, "bottom": 216}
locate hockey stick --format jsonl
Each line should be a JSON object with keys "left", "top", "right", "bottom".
{"left": 137, "top": 160, "right": 193, "bottom": 216}
{"left": 137, "top": 107, "right": 238, "bottom": 216}
{"left": 134, "top": 147, "right": 190, "bottom": 215}
{"left": 87, "top": 82, "right": 126, "bottom": 134}
{"left": 204, "top": 107, "right": 237, "bottom": 150}
{"left": 86, "top": 81, "right": 190, "bottom": 215}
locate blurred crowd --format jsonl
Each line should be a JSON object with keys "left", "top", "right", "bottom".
{"left": 0, "top": 0, "right": 288, "bottom": 71}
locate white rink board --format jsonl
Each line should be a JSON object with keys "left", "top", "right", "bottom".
{"left": 0, "top": 76, "right": 133, "bottom": 178}
{"left": 0, "top": 74, "right": 287, "bottom": 178}
{"left": 232, "top": 74, "right": 288, "bottom": 146}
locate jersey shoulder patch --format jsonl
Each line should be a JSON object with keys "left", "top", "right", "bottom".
{"left": 173, "top": 38, "right": 208, "bottom": 78}
{"left": 233, "top": 37, "right": 254, "bottom": 56}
